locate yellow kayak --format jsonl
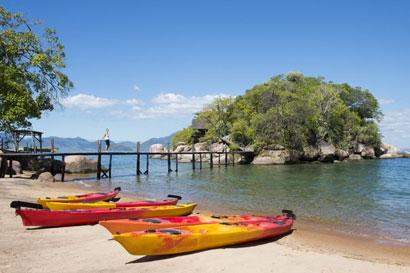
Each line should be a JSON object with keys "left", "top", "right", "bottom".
{"left": 46, "top": 198, "right": 179, "bottom": 211}
{"left": 113, "top": 219, "right": 294, "bottom": 255}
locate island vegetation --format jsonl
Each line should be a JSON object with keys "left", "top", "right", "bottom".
{"left": 173, "top": 72, "right": 386, "bottom": 162}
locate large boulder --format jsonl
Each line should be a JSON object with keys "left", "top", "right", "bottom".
{"left": 251, "top": 149, "right": 298, "bottom": 165}
{"left": 348, "top": 154, "right": 362, "bottom": 160}
{"left": 64, "top": 156, "right": 99, "bottom": 173}
{"left": 149, "top": 144, "right": 165, "bottom": 159}
{"left": 209, "top": 143, "right": 227, "bottom": 153}
{"left": 174, "top": 145, "right": 186, "bottom": 153}
{"left": 354, "top": 143, "right": 365, "bottom": 154}
{"left": 379, "top": 154, "right": 401, "bottom": 159}
{"left": 377, "top": 143, "right": 403, "bottom": 159}
{"left": 38, "top": 172, "right": 55, "bottom": 182}
{"left": 318, "top": 141, "right": 335, "bottom": 162}
{"left": 361, "top": 147, "right": 376, "bottom": 159}
{"left": 177, "top": 154, "right": 193, "bottom": 163}
{"left": 300, "top": 145, "right": 320, "bottom": 161}
{"left": 335, "top": 149, "right": 349, "bottom": 161}
{"left": 11, "top": 160, "right": 22, "bottom": 174}
{"left": 193, "top": 143, "right": 207, "bottom": 152}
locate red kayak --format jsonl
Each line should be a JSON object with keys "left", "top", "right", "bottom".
{"left": 37, "top": 187, "right": 122, "bottom": 208}
{"left": 13, "top": 203, "right": 197, "bottom": 227}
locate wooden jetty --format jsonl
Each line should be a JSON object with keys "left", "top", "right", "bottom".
{"left": 0, "top": 139, "right": 254, "bottom": 181}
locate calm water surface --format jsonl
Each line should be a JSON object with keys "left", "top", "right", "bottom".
{"left": 75, "top": 156, "right": 410, "bottom": 244}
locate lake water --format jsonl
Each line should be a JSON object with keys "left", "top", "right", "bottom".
{"left": 74, "top": 155, "right": 410, "bottom": 245}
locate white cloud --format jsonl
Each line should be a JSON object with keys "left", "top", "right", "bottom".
{"left": 152, "top": 93, "right": 186, "bottom": 104}
{"left": 379, "top": 108, "right": 410, "bottom": 148}
{"left": 62, "top": 94, "right": 118, "bottom": 109}
{"left": 147, "top": 93, "right": 232, "bottom": 118}
{"left": 378, "top": 97, "right": 396, "bottom": 105}
{"left": 124, "top": 99, "right": 144, "bottom": 105}
{"left": 133, "top": 84, "right": 140, "bottom": 91}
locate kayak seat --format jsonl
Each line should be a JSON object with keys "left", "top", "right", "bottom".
{"left": 143, "top": 219, "right": 162, "bottom": 224}
{"left": 159, "top": 229, "right": 182, "bottom": 235}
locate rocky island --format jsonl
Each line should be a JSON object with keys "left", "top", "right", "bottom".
{"left": 162, "top": 72, "right": 409, "bottom": 164}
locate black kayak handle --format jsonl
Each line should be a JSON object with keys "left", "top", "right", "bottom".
{"left": 10, "top": 201, "right": 43, "bottom": 209}
{"left": 167, "top": 194, "right": 182, "bottom": 200}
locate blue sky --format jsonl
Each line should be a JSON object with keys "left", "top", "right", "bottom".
{"left": 3, "top": 0, "right": 410, "bottom": 148}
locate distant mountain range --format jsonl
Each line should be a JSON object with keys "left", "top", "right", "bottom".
{"left": 0, "top": 131, "right": 178, "bottom": 152}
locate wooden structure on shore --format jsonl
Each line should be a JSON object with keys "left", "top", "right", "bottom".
{"left": 0, "top": 139, "right": 254, "bottom": 182}
{"left": 10, "top": 130, "right": 44, "bottom": 152}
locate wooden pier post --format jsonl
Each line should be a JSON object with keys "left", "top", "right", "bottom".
{"left": 175, "top": 152, "right": 179, "bottom": 172}
{"left": 97, "top": 140, "right": 101, "bottom": 180}
{"left": 210, "top": 152, "right": 213, "bottom": 169}
{"left": 109, "top": 154, "right": 112, "bottom": 178}
{"left": 225, "top": 149, "right": 228, "bottom": 167}
{"left": 61, "top": 155, "right": 65, "bottom": 182}
{"left": 232, "top": 151, "right": 235, "bottom": 166}
{"left": 218, "top": 152, "right": 221, "bottom": 167}
{"left": 136, "top": 142, "right": 141, "bottom": 175}
{"left": 144, "top": 154, "right": 149, "bottom": 175}
{"left": 50, "top": 138, "right": 55, "bottom": 175}
{"left": 199, "top": 153, "right": 202, "bottom": 169}
{"left": 8, "top": 158, "right": 13, "bottom": 178}
{"left": 192, "top": 145, "right": 195, "bottom": 170}
{"left": 167, "top": 143, "right": 172, "bottom": 173}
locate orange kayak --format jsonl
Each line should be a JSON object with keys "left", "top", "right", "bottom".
{"left": 113, "top": 216, "right": 294, "bottom": 255}
{"left": 100, "top": 213, "right": 294, "bottom": 234}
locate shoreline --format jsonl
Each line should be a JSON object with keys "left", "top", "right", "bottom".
{"left": 1, "top": 176, "right": 409, "bottom": 272}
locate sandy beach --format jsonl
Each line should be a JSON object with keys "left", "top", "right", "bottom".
{"left": 1, "top": 176, "right": 409, "bottom": 273}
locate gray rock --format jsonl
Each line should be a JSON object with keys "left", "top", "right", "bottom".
{"left": 177, "top": 154, "right": 193, "bottom": 163}
{"left": 11, "top": 160, "right": 22, "bottom": 174}
{"left": 149, "top": 144, "right": 165, "bottom": 159}
{"left": 209, "top": 143, "right": 227, "bottom": 153}
{"left": 183, "top": 145, "right": 192, "bottom": 152}
{"left": 64, "top": 155, "right": 99, "bottom": 173}
{"left": 194, "top": 143, "right": 207, "bottom": 152}
{"left": 174, "top": 145, "right": 186, "bottom": 153}
{"left": 38, "top": 172, "right": 55, "bottom": 182}
{"left": 175, "top": 142, "right": 186, "bottom": 147}
{"left": 348, "top": 154, "right": 362, "bottom": 160}
{"left": 361, "top": 147, "right": 376, "bottom": 159}
{"left": 354, "top": 143, "right": 365, "bottom": 154}
{"left": 335, "top": 150, "right": 349, "bottom": 160}
{"left": 318, "top": 140, "right": 335, "bottom": 162}
{"left": 251, "top": 149, "right": 297, "bottom": 165}
{"left": 379, "top": 153, "right": 402, "bottom": 159}
{"left": 300, "top": 145, "right": 320, "bottom": 161}
{"left": 244, "top": 145, "right": 254, "bottom": 152}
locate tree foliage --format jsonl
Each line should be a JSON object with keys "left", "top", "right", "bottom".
{"left": 0, "top": 6, "right": 73, "bottom": 131}
{"left": 175, "top": 72, "right": 382, "bottom": 151}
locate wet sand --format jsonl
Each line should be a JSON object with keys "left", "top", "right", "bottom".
{"left": 0, "top": 175, "right": 409, "bottom": 273}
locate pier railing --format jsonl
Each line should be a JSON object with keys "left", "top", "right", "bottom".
{"left": 0, "top": 140, "right": 254, "bottom": 181}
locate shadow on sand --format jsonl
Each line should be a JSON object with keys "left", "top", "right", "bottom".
{"left": 126, "top": 230, "right": 294, "bottom": 264}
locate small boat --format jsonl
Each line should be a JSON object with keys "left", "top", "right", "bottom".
{"left": 113, "top": 216, "right": 294, "bottom": 255}
{"left": 46, "top": 195, "right": 181, "bottom": 211}
{"left": 12, "top": 203, "right": 197, "bottom": 227}
{"left": 37, "top": 187, "right": 121, "bottom": 209}
{"left": 100, "top": 212, "right": 294, "bottom": 234}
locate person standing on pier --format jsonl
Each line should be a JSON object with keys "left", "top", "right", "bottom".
{"left": 103, "top": 128, "right": 110, "bottom": 151}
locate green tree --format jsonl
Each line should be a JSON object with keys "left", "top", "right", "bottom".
{"left": 0, "top": 6, "right": 73, "bottom": 131}
{"left": 172, "top": 126, "right": 195, "bottom": 148}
